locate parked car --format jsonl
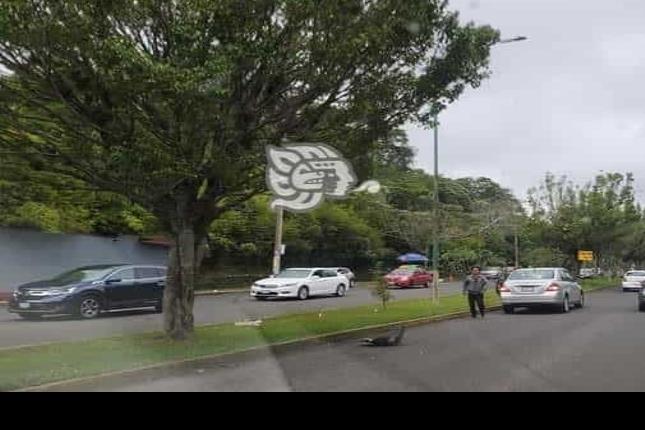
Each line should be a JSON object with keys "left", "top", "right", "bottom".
{"left": 8, "top": 264, "right": 167, "bottom": 320}
{"left": 332, "top": 267, "right": 357, "bottom": 288}
{"left": 579, "top": 268, "right": 596, "bottom": 279}
{"left": 251, "top": 268, "right": 349, "bottom": 301}
{"left": 481, "top": 267, "right": 503, "bottom": 280}
{"left": 499, "top": 267, "right": 584, "bottom": 314}
{"left": 383, "top": 267, "right": 432, "bottom": 288}
{"left": 622, "top": 270, "right": 645, "bottom": 292}
{"left": 639, "top": 285, "right": 645, "bottom": 312}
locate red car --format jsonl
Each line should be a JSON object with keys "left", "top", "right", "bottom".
{"left": 384, "top": 267, "right": 433, "bottom": 288}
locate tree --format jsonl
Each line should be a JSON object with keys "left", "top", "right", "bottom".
{"left": 0, "top": 0, "right": 498, "bottom": 339}
{"left": 527, "top": 172, "right": 642, "bottom": 272}
{"left": 371, "top": 262, "right": 392, "bottom": 310}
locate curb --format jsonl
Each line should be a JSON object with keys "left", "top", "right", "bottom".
{"left": 13, "top": 305, "right": 501, "bottom": 392}
{"left": 191, "top": 280, "right": 458, "bottom": 297}
{"left": 194, "top": 289, "right": 248, "bottom": 296}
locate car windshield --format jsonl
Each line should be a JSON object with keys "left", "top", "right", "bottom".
{"left": 508, "top": 270, "right": 555, "bottom": 281}
{"left": 48, "top": 267, "right": 117, "bottom": 286}
{"left": 626, "top": 271, "right": 645, "bottom": 277}
{"left": 274, "top": 270, "right": 311, "bottom": 279}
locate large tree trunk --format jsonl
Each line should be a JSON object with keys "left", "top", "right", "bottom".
{"left": 163, "top": 222, "right": 209, "bottom": 340}
{"left": 163, "top": 226, "right": 196, "bottom": 339}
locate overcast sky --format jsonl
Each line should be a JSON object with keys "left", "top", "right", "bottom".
{"left": 406, "top": 0, "right": 645, "bottom": 202}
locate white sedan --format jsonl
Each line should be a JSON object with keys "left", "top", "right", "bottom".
{"left": 251, "top": 268, "right": 350, "bottom": 301}
{"left": 622, "top": 270, "right": 645, "bottom": 292}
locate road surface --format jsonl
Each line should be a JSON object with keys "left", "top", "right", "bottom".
{"left": 41, "top": 288, "right": 645, "bottom": 392}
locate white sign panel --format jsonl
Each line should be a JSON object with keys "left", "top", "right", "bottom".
{"left": 266, "top": 143, "right": 359, "bottom": 213}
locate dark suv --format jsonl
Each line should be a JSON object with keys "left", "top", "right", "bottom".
{"left": 8, "top": 264, "right": 167, "bottom": 320}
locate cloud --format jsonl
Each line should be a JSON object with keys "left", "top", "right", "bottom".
{"left": 406, "top": 0, "right": 645, "bottom": 201}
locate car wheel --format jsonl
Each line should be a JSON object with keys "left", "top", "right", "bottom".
{"left": 560, "top": 295, "right": 571, "bottom": 314}
{"left": 350, "top": 280, "right": 356, "bottom": 288}
{"left": 18, "top": 313, "right": 42, "bottom": 321}
{"left": 78, "top": 295, "right": 102, "bottom": 319}
{"left": 503, "top": 306, "right": 514, "bottom": 314}
{"left": 639, "top": 303, "right": 645, "bottom": 312}
{"left": 154, "top": 302, "right": 163, "bottom": 314}
{"left": 297, "top": 287, "right": 309, "bottom": 301}
{"left": 336, "top": 284, "right": 347, "bottom": 297}
{"left": 424, "top": 281, "right": 431, "bottom": 289}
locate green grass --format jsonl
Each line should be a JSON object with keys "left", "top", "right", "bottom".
{"left": 0, "top": 291, "right": 499, "bottom": 391}
{"left": 580, "top": 277, "right": 620, "bottom": 292}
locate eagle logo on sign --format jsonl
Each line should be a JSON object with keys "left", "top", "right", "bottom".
{"left": 266, "top": 143, "right": 360, "bottom": 213}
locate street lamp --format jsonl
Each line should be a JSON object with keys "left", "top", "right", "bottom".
{"left": 497, "top": 36, "right": 528, "bottom": 44}
{"left": 429, "top": 35, "right": 528, "bottom": 301}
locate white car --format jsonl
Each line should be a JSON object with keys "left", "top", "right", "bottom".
{"left": 622, "top": 270, "right": 645, "bottom": 292}
{"left": 251, "top": 268, "right": 350, "bottom": 301}
{"left": 330, "top": 267, "right": 356, "bottom": 288}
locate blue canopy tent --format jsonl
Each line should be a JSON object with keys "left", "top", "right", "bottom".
{"left": 397, "top": 253, "right": 429, "bottom": 265}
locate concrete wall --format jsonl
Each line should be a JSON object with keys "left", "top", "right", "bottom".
{"left": 0, "top": 228, "right": 168, "bottom": 291}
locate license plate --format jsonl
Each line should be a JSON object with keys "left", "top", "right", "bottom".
{"left": 19, "top": 302, "right": 30, "bottom": 309}
{"left": 521, "top": 287, "right": 534, "bottom": 293}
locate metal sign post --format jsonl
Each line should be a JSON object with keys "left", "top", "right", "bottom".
{"left": 272, "top": 207, "right": 284, "bottom": 275}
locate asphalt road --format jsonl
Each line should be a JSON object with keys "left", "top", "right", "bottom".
{"left": 43, "top": 287, "right": 645, "bottom": 392}
{"left": 0, "top": 282, "right": 462, "bottom": 349}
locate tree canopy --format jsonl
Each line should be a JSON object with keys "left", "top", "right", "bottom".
{"left": 0, "top": 0, "right": 499, "bottom": 338}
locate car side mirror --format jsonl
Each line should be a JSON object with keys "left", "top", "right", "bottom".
{"left": 311, "top": 275, "right": 320, "bottom": 280}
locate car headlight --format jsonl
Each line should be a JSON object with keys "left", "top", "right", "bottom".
{"left": 47, "top": 287, "right": 77, "bottom": 296}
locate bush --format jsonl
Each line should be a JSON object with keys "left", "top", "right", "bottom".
{"left": 371, "top": 263, "right": 392, "bottom": 310}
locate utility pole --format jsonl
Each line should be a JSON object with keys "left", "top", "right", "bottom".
{"left": 432, "top": 112, "right": 440, "bottom": 302}
{"left": 272, "top": 207, "right": 284, "bottom": 275}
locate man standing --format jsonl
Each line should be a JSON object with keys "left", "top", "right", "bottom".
{"left": 463, "top": 266, "right": 488, "bottom": 318}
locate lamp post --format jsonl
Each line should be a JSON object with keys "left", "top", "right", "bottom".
{"left": 430, "top": 36, "right": 527, "bottom": 301}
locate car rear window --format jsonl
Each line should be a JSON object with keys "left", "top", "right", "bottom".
{"left": 508, "top": 269, "right": 555, "bottom": 280}
{"left": 626, "top": 271, "right": 645, "bottom": 277}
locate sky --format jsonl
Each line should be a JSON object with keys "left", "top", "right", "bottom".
{"left": 406, "top": 0, "right": 645, "bottom": 202}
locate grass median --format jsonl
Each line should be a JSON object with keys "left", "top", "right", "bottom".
{"left": 581, "top": 277, "right": 620, "bottom": 292}
{"left": 0, "top": 291, "right": 498, "bottom": 391}
{"left": 0, "top": 278, "right": 617, "bottom": 391}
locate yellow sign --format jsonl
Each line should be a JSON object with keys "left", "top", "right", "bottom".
{"left": 577, "top": 250, "right": 594, "bottom": 262}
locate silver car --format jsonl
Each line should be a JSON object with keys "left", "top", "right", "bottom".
{"left": 622, "top": 270, "right": 645, "bottom": 292}
{"left": 499, "top": 268, "right": 585, "bottom": 314}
